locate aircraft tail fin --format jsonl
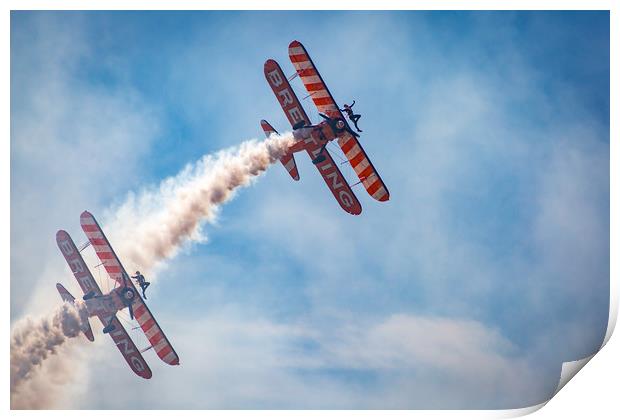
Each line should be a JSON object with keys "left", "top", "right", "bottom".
{"left": 261, "top": 119, "right": 300, "bottom": 181}
{"left": 56, "top": 283, "right": 95, "bottom": 342}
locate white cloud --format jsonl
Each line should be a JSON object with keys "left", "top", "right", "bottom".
{"left": 74, "top": 311, "right": 545, "bottom": 409}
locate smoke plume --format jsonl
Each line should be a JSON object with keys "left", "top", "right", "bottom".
{"left": 10, "top": 133, "right": 294, "bottom": 407}
{"left": 111, "top": 133, "right": 294, "bottom": 272}
{"left": 10, "top": 301, "right": 88, "bottom": 407}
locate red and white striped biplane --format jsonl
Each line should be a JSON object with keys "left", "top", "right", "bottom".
{"left": 262, "top": 40, "right": 390, "bottom": 215}
{"left": 55, "top": 211, "right": 179, "bottom": 379}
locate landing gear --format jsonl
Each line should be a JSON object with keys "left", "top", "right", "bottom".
{"left": 312, "top": 144, "right": 328, "bottom": 165}
{"left": 292, "top": 121, "right": 306, "bottom": 130}
{"left": 103, "top": 323, "right": 116, "bottom": 334}
{"left": 312, "top": 154, "right": 326, "bottom": 164}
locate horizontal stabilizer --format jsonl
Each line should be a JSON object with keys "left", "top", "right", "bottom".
{"left": 56, "top": 283, "right": 95, "bottom": 342}
{"left": 261, "top": 120, "right": 300, "bottom": 181}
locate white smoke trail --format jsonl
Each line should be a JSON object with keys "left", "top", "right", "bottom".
{"left": 110, "top": 133, "right": 294, "bottom": 273}
{"left": 10, "top": 133, "right": 294, "bottom": 407}
{"left": 10, "top": 301, "right": 88, "bottom": 407}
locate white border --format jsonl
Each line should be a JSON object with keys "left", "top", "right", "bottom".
{"left": 4, "top": 1, "right": 617, "bottom": 418}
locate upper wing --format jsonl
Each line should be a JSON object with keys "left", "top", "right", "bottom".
{"left": 80, "top": 211, "right": 180, "bottom": 366}
{"left": 105, "top": 315, "right": 153, "bottom": 379}
{"left": 264, "top": 59, "right": 311, "bottom": 127}
{"left": 288, "top": 40, "right": 390, "bottom": 202}
{"left": 56, "top": 230, "right": 103, "bottom": 296}
{"left": 288, "top": 40, "right": 342, "bottom": 119}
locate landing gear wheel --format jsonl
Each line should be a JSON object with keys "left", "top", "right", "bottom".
{"left": 103, "top": 323, "right": 116, "bottom": 334}
{"left": 292, "top": 121, "right": 306, "bottom": 130}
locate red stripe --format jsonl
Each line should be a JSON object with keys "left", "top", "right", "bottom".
{"left": 133, "top": 304, "right": 147, "bottom": 319}
{"left": 142, "top": 318, "right": 156, "bottom": 332}
{"left": 298, "top": 68, "right": 317, "bottom": 77}
{"left": 97, "top": 252, "right": 114, "bottom": 260}
{"left": 105, "top": 265, "right": 120, "bottom": 273}
{"left": 313, "top": 97, "right": 333, "bottom": 106}
{"left": 82, "top": 224, "right": 98, "bottom": 232}
{"left": 290, "top": 54, "right": 309, "bottom": 63}
{"left": 157, "top": 345, "right": 172, "bottom": 359}
{"left": 340, "top": 137, "right": 357, "bottom": 154}
{"left": 367, "top": 179, "right": 382, "bottom": 195}
{"left": 350, "top": 152, "right": 366, "bottom": 168}
{"left": 358, "top": 165, "right": 374, "bottom": 180}
{"left": 150, "top": 331, "right": 164, "bottom": 346}
{"left": 305, "top": 82, "right": 324, "bottom": 92}
{"left": 90, "top": 238, "right": 107, "bottom": 245}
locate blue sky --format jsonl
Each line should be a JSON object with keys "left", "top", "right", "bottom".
{"left": 11, "top": 11, "right": 609, "bottom": 409}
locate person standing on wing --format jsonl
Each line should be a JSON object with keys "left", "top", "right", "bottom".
{"left": 131, "top": 271, "right": 150, "bottom": 300}
{"left": 340, "top": 100, "right": 363, "bottom": 132}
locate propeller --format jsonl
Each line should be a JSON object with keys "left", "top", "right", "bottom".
{"left": 319, "top": 113, "right": 359, "bottom": 138}
{"left": 121, "top": 272, "right": 135, "bottom": 320}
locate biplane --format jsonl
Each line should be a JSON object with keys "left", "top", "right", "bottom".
{"left": 262, "top": 40, "right": 390, "bottom": 215}
{"left": 55, "top": 211, "right": 179, "bottom": 379}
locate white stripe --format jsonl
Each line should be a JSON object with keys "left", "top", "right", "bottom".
{"left": 137, "top": 311, "right": 151, "bottom": 325}
{"left": 301, "top": 75, "right": 321, "bottom": 84}
{"left": 134, "top": 304, "right": 149, "bottom": 322}
{"left": 145, "top": 323, "right": 159, "bottom": 339}
{"left": 293, "top": 61, "right": 313, "bottom": 71}
{"left": 284, "top": 159, "right": 296, "bottom": 171}
{"left": 362, "top": 173, "right": 379, "bottom": 188}
{"left": 92, "top": 244, "right": 112, "bottom": 253}
{"left": 154, "top": 339, "right": 168, "bottom": 352}
{"left": 87, "top": 230, "right": 103, "bottom": 239}
{"left": 354, "top": 158, "right": 371, "bottom": 175}
{"left": 289, "top": 46, "right": 305, "bottom": 55}
{"left": 312, "top": 91, "right": 331, "bottom": 100}
{"left": 347, "top": 144, "right": 362, "bottom": 159}
{"left": 372, "top": 185, "right": 387, "bottom": 198}
{"left": 163, "top": 351, "right": 177, "bottom": 364}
